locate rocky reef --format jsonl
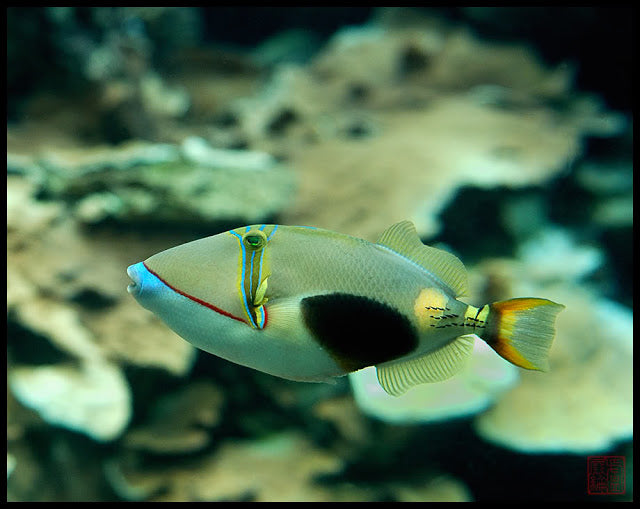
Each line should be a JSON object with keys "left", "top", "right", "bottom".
{"left": 7, "top": 7, "right": 632, "bottom": 502}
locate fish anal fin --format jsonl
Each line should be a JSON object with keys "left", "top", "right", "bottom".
{"left": 375, "top": 334, "right": 475, "bottom": 396}
{"left": 376, "top": 221, "right": 468, "bottom": 297}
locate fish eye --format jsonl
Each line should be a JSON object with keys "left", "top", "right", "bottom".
{"left": 243, "top": 230, "right": 267, "bottom": 250}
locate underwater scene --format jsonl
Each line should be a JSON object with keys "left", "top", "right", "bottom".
{"left": 7, "top": 7, "right": 633, "bottom": 502}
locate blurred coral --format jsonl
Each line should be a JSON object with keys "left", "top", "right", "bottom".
{"left": 349, "top": 339, "right": 518, "bottom": 424}
{"left": 475, "top": 286, "right": 633, "bottom": 453}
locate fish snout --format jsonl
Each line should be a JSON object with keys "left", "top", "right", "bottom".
{"left": 127, "top": 262, "right": 145, "bottom": 296}
{"left": 126, "top": 261, "right": 171, "bottom": 313}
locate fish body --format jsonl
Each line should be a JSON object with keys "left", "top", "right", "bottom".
{"left": 127, "top": 221, "right": 564, "bottom": 395}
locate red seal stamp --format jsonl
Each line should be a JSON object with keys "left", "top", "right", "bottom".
{"left": 587, "top": 456, "right": 625, "bottom": 495}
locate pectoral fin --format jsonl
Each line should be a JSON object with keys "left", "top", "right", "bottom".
{"left": 253, "top": 276, "right": 269, "bottom": 306}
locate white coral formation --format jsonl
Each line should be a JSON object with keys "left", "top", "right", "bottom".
{"left": 225, "top": 18, "right": 624, "bottom": 240}
{"left": 9, "top": 361, "right": 131, "bottom": 442}
{"left": 109, "top": 433, "right": 344, "bottom": 501}
{"left": 124, "top": 382, "right": 224, "bottom": 454}
{"left": 517, "top": 228, "right": 604, "bottom": 283}
{"left": 466, "top": 231, "right": 632, "bottom": 454}
{"left": 283, "top": 95, "right": 595, "bottom": 239}
{"left": 6, "top": 175, "right": 193, "bottom": 444}
{"left": 109, "top": 431, "right": 471, "bottom": 502}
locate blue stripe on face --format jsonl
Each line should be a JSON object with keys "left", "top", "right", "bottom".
{"left": 249, "top": 250, "right": 256, "bottom": 300}
{"left": 256, "top": 225, "right": 270, "bottom": 329}
{"left": 229, "top": 230, "right": 258, "bottom": 328}
{"left": 229, "top": 224, "right": 275, "bottom": 329}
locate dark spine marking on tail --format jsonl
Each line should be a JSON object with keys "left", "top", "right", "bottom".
{"left": 301, "top": 293, "right": 418, "bottom": 372}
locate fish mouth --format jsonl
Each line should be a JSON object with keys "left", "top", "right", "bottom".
{"left": 126, "top": 264, "right": 143, "bottom": 296}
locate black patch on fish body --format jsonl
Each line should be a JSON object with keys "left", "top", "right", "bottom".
{"left": 301, "top": 293, "right": 418, "bottom": 372}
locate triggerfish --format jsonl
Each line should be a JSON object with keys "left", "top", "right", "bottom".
{"left": 127, "top": 221, "right": 564, "bottom": 396}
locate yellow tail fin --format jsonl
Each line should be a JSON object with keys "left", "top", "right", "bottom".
{"left": 481, "top": 298, "right": 565, "bottom": 371}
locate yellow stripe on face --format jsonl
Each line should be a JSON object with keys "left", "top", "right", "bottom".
{"left": 229, "top": 225, "right": 276, "bottom": 329}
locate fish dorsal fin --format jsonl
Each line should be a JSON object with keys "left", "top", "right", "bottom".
{"left": 376, "top": 221, "right": 468, "bottom": 297}
{"left": 376, "top": 334, "right": 475, "bottom": 396}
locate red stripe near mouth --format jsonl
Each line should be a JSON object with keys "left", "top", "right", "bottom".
{"left": 143, "top": 262, "right": 248, "bottom": 325}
